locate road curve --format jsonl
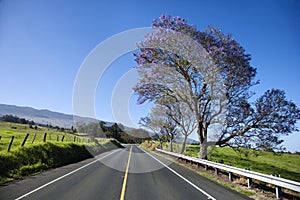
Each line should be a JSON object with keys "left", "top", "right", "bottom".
{"left": 0, "top": 145, "right": 250, "bottom": 200}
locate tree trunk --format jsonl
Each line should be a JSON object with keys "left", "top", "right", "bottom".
{"left": 197, "top": 122, "right": 208, "bottom": 159}
{"left": 159, "top": 140, "right": 163, "bottom": 149}
{"left": 199, "top": 137, "right": 208, "bottom": 159}
{"left": 180, "top": 135, "right": 188, "bottom": 154}
{"left": 170, "top": 140, "right": 173, "bottom": 152}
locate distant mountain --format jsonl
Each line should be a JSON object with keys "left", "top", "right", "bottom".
{"left": 0, "top": 104, "right": 101, "bottom": 128}
{"left": 174, "top": 136, "right": 199, "bottom": 144}
{"left": 0, "top": 104, "right": 199, "bottom": 143}
{"left": 152, "top": 132, "right": 199, "bottom": 144}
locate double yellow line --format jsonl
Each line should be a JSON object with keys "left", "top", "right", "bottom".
{"left": 120, "top": 145, "right": 132, "bottom": 200}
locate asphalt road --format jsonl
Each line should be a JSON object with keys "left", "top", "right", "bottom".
{"left": 0, "top": 145, "right": 250, "bottom": 200}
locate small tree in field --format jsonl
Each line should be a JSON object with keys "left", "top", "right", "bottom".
{"left": 133, "top": 14, "right": 300, "bottom": 159}
{"left": 156, "top": 96, "right": 197, "bottom": 154}
{"left": 140, "top": 114, "right": 166, "bottom": 149}
{"left": 140, "top": 104, "right": 179, "bottom": 152}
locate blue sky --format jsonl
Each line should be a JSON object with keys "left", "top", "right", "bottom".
{"left": 0, "top": 0, "right": 299, "bottom": 151}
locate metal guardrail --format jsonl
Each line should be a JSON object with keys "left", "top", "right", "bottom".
{"left": 156, "top": 148, "right": 300, "bottom": 198}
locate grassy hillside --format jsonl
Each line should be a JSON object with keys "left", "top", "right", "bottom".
{"left": 0, "top": 121, "right": 123, "bottom": 184}
{"left": 0, "top": 121, "right": 91, "bottom": 151}
{"left": 185, "top": 145, "right": 300, "bottom": 182}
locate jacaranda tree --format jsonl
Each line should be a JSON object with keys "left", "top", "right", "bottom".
{"left": 133, "top": 14, "right": 300, "bottom": 158}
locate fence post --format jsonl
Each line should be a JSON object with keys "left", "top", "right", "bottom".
{"left": 0, "top": 136, "right": 2, "bottom": 140}
{"left": 61, "top": 135, "right": 65, "bottom": 142}
{"left": 8, "top": 136, "right": 14, "bottom": 152}
{"left": 74, "top": 136, "right": 76, "bottom": 142}
{"left": 21, "top": 133, "right": 30, "bottom": 147}
{"left": 43, "top": 133, "right": 47, "bottom": 142}
{"left": 57, "top": 135, "right": 59, "bottom": 141}
{"left": 32, "top": 133, "right": 37, "bottom": 143}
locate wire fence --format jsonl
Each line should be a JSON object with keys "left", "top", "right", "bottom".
{"left": 0, "top": 132, "right": 95, "bottom": 152}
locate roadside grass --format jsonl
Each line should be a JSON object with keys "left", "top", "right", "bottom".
{"left": 185, "top": 145, "right": 300, "bottom": 182}
{"left": 195, "top": 172, "right": 255, "bottom": 197}
{"left": 0, "top": 140, "right": 122, "bottom": 184}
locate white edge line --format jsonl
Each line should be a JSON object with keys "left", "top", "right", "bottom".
{"left": 139, "top": 147, "right": 216, "bottom": 200}
{"left": 15, "top": 149, "right": 120, "bottom": 200}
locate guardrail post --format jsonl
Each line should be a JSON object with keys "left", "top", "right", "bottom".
{"left": 275, "top": 185, "right": 282, "bottom": 199}
{"left": 229, "top": 172, "right": 233, "bottom": 181}
{"left": 247, "top": 177, "right": 252, "bottom": 188}
{"left": 245, "top": 168, "right": 253, "bottom": 188}
{"left": 204, "top": 165, "right": 208, "bottom": 170}
{"left": 21, "top": 133, "right": 30, "bottom": 147}
{"left": 273, "top": 174, "right": 282, "bottom": 199}
{"left": 8, "top": 136, "right": 14, "bottom": 152}
{"left": 215, "top": 168, "right": 219, "bottom": 175}
{"left": 61, "top": 135, "right": 65, "bottom": 142}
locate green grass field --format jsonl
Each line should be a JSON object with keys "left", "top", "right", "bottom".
{"left": 185, "top": 144, "right": 300, "bottom": 182}
{"left": 0, "top": 121, "right": 124, "bottom": 184}
{"left": 0, "top": 121, "right": 92, "bottom": 152}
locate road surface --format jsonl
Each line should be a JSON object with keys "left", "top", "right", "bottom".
{"left": 0, "top": 145, "right": 250, "bottom": 200}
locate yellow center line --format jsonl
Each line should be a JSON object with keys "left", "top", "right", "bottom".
{"left": 120, "top": 145, "right": 132, "bottom": 200}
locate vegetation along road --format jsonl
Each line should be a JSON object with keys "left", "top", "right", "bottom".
{"left": 0, "top": 145, "right": 250, "bottom": 200}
